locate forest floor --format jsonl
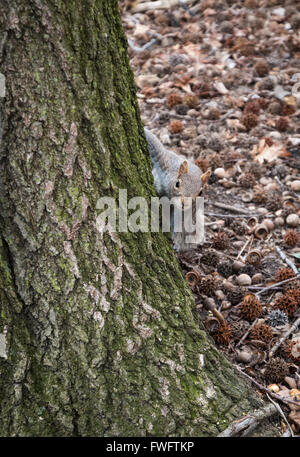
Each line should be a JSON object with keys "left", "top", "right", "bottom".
{"left": 120, "top": 0, "right": 300, "bottom": 435}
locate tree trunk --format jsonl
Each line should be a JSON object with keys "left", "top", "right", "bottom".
{"left": 0, "top": 0, "right": 279, "bottom": 436}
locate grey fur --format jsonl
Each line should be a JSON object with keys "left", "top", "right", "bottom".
{"left": 144, "top": 128, "right": 205, "bottom": 251}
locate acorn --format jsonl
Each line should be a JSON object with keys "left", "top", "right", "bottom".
{"left": 247, "top": 250, "right": 262, "bottom": 266}
{"left": 267, "top": 101, "right": 282, "bottom": 115}
{"left": 237, "top": 274, "right": 252, "bottom": 286}
{"left": 286, "top": 214, "right": 299, "bottom": 227}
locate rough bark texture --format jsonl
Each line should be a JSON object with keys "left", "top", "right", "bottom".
{"left": 0, "top": 0, "right": 280, "bottom": 436}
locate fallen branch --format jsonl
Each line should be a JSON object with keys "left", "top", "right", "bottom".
{"left": 128, "top": 38, "right": 157, "bottom": 53}
{"left": 236, "top": 318, "right": 259, "bottom": 347}
{"left": 269, "top": 316, "right": 300, "bottom": 358}
{"left": 266, "top": 393, "right": 294, "bottom": 437}
{"left": 218, "top": 403, "right": 277, "bottom": 437}
{"left": 212, "top": 201, "right": 252, "bottom": 215}
{"left": 255, "top": 275, "right": 300, "bottom": 296}
{"left": 132, "top": 0, "right": 194, "bottom": 12}
{"left": 235, "top": 366, "right": 300, "bottom": 408}
{"left": 205, "top": 211, "right": 258, "bottom": 219}
{"left": 236, "top": 235, "right": 253, "bottom": 260}
{"left": 275, "top": 246, "right": 299, "bottom": 275}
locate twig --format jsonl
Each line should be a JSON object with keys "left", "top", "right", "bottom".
{"left": 236, "top": 235, "right": 253, "bottom": 260}
{"left": 205, "top": 211, "right": 258, "bottom": 219}
{"left": 202, "top": 296, "right": 226, "bottom": 324}
{"left": 132, "top": 0, "right": 194, "bottom": 12}
{"left": 236, "top": 318, "right": 259, "bottom": 347}
{"left": 275, "top": 246, "right": 299, "bottom": 275}
{"left": 218, "top": 403, "right": 277, "bottom": 437}
{"left": 269, "top": 316, "right": 300, "bottom": 358}
{"left": 128, "top": 38, "right": 157, "bottom": 53}
{"left": 212, "top": 202, "right": 252, "bottom": 215}
{"left": 266, "top": 393, "right": 294, "bottom": 437}
{"left": 235, "top": 366, "right": 300, "bottom": 407}
{"left": 255, "top": 275, "right": 300, "bottom": 296}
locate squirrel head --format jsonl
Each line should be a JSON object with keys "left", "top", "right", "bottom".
{"left": 170, "top": 160, "right": 211, "bottom": 207}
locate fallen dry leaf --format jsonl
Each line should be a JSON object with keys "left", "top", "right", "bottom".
{"left": 251, "top": 139, "right": 290, "bottom": 163}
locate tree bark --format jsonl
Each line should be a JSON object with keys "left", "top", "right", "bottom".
{"left": 0, "top": 0, "right": 279, "bottom": 436}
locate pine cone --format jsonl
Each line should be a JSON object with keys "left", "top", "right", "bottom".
{"left": 227, "top": 287, "right": 246, "bottom": 305}
{"left": 266, "top": 192, "right": 282, "bottom": 212}
{"left": 240, "top": 264, "right": 256, "bottom": 276}
{"left": 198, "top": 275, "right": 218, "bottom": 296}
{"left": 212, "top": 232, "right": 230, "bottom": 250}
{"left": 275, "top": 117, "right": 289, "bottom": 132}
{"left": 286, "top": 288, "right": 300, "bottom": 306}
{"left": 253, "top": 187, "right": 267, "bottom": 204}
{"left": 231, "top": 320, "right": 250, "bottom": 340}
{"left": 217, "top": 261, "right": 233, "bottom": 278}
{"left": 240, "top": 294, "right": 263, "bottom": 321}
{"left": 241, "top": 113, "right": 258, "bottom": 130}
{"left": 167, "top": 92, "right": 182, "bottom": 108}
{"left": 254, "top": 59, "right": 269, "bottom": 77}
{"left": 274, "top": 294, "right": 298, "bottom": 317}
{"left": 250, "top": 323, "right": 274, "bottom": 343}
{"left": 244, "top": 100, "right": 261, "bottom": 115}
{"left": 284, "top": 229, "right": 299, "bottom": 247}
{"left": 264, "top": 358, "right": 289, "bottom": 382}
{"left": 211, "top": 322, "right": 232, "bottom": 346}
{"left": 230, "top": 221, "right": 246, "bottom": 236}
{"left": 201, "top": 249, "right": 219, "bottom": 267}
{"left": 274, "top": 268, "right": 296, "bottom": 283}
{"left": 239, "top": 173, "right": 256, "bottom": 189}
{"left": 266, "top": 309, "right": 288, "bottom": 327}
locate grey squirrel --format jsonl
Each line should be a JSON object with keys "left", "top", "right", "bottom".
{"left": 144, "top": 128, "right": 210, "bottom": 251}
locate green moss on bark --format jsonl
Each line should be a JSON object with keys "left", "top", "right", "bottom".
{"left": 0, "top": 0, "right": 280, "bottom": 437}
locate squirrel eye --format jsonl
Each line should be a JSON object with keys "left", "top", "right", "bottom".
{"left": 175, "top": 180, "right": 181, "bottom": 189}
{"left": 198, "top": 189, "right": 203, "bottom": 196}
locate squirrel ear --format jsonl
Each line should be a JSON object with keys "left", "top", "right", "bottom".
{"left": 178, "top": 160, "right": 189, "bottom": 177}
{"left": 201, "top": 169, "right": 211, "bottom": 186}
